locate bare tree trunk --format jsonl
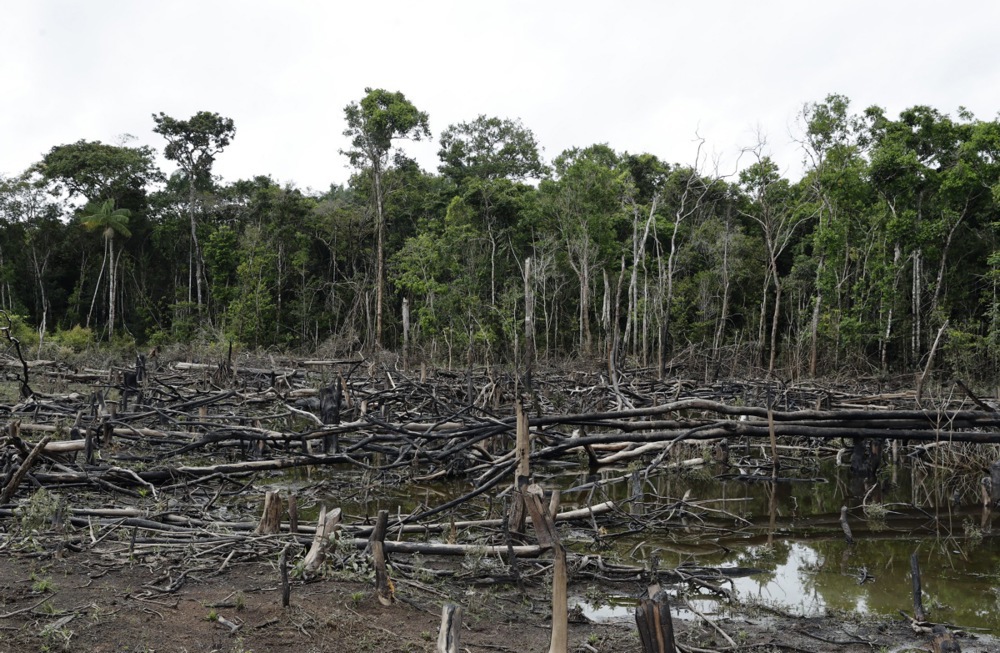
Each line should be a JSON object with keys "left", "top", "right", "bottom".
{"left": 711, "top": 221, "right": 732, "bottom": 378}
{"left": 769, "top": 277, "right": 782, "bottom": 375}
{"left": 29, "top": 245, "right": 50, "bottom": 352}
{"left": 524, "top": 257, "right": 535, "bottom": 374}
{"left": 912, "top": 247, "right": 922, "bottom": 360}
{"left": 87, "top": 238, "right": 108, "bottom": 332}
{"left": 757, "top": 272, "right": 770, "bottom": 368}
{"left": 880, "top": 243, "right": 902, "bottom": 370}
{"left": 641, "top": 278, "right": 649, "bottom": 368}
{"left": 929, "top": 211, "right": 965, "bottom": 320}
{"left": 108, "top": 242, "right": 116, "bottom": 339}
{"left": 581, "top": 262, "right": 591, "bottom": 355}
{"left": 188, "top": 183, "right": 203, "bottom": 307}
{"left": 374, "top": 162, "right": 385, "bottom": 348}
{"left": 809, "top": 259, "right": 824, "bottom": 377}
{"left": 625, "top": 196, "right": 660, "bottom": 359}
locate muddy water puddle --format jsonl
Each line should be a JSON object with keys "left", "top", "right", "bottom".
{"left": 568, "top": 461, "right": 1000, "bottom": 633}
{"left": 268, "top": 459, "right": 1000, "bottom": 634}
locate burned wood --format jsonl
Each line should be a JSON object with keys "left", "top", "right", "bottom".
{"left": 279, "top": 544, "right": 291, "bottom": 608}
{"left": 0, "top": 310, "right": 34, "bottom": 399}
{"left": 911, "top": 551, "right": 926, "bottom": 622}
{"left": 991, "top": 461, "right": 1000, "bottom": 509}
{"left": 636, "top": 584, "right": 677, "bottom": 653}
{"left": 370, "top": 509, "right": 394, "bottom": 606}
{"left": 931, "top": 624, "right": 961, "bottom": 652}
{"left": 436, "top": 603, "right": 462, "bottom": 653}
{"left": 3, "top": 355, "right": 1000, "bottom": 649}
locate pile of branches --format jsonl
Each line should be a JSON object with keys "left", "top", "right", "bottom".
{"left": 2, "top": 344, "right": 1000, "bottom": 567}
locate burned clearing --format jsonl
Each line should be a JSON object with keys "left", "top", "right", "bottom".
{"left": 2, "top": 350, "right": 1000, "bottom": 652}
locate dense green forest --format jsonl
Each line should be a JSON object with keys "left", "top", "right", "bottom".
{"left": 2, "top": 91, "right": 1000, "bottom": 381}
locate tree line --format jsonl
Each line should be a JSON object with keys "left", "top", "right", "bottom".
{"left": 2, "top": 91, "right": 999, "bottom": 381}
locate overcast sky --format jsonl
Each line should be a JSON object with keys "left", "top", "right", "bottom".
{"left": 3, "top": 0, "right": 998, "bottom": 193}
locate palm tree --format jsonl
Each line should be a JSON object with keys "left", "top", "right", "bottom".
{"left": 79, "top": 200, "right": 131, "bottom": 339}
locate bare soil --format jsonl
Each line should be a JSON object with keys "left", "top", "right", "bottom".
{"left": 0, "top": 547, "right": 993, "bottom": 653}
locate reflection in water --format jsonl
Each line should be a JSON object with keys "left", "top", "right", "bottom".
{"left": 283, "top": 457, "right": 1000, "bottom": 633}
{"left": 728, "top": 544, "right": 823, "bottom": 615}
{"left": 573, "top": 460, "right": 1000, "bottom": 633}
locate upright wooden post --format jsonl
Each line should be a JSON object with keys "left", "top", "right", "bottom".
{"left": 636, "top": 584, "right": 676, "bottom": 653}
{"left": 508, "top": 401, "right": 531, "bottom": 534}
{"left": 287, "top": 493, "right": 299, "bottom": 533}
{"left": 524, "top": 256, "right": 535, "bottom": 394}
{"left": 279, "top": 545, "right": 291, "bottom": 607}
{"left": 549, "top": 545, "right": 567, "bottom": 653}
{"left": 911, "top": 551, "right": 926, "bottom": 622}
{"left": 102, "top": 403, "right": 116, "bottom": 447}
{"left": 630, "top": 469, "right": 643, "bottom": 517}
{"left": 371, "top": 509, "right": 394, "bottom": 605}
{"left": 84, "top": 427, "right": 95, "bottom": 465}
{"left": 436, "top": 603, "right": 462, "bottom": 653}
{"left": 990, "top": 461, "right": 1000, "bottom": 508}
{"left": 402, "top": 297, "right": 410, "bottom": 372}
{"left": 766, "top": 386, "right": 779, "bottom": 478}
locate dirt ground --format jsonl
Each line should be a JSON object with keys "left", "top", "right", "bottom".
{"left": 0, "top": 546, "right": 994, "bottom": 653}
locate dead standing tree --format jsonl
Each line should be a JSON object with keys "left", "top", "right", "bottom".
{"left": 1, "top": 310, "right": 33, "bottom": 399}
{"left": 739, "top": 144, "right": 814, "bottom": 375}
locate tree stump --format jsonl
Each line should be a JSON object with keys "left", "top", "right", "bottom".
{"left": 548, "top": 545, "right": 568, "bottom": 653}
{"left": 436, "top": 603, "right": 462, "bottom": 653}
{"left": 370, "top": 509, "right": 394, "bottom": 605}
{"left": 523, "top": 485, "right": 559, "bottom": 549}
{"left": 636, "top": 584, "right": 677, "bottom": 653}
{"left": 302, "top": 506, "right": 341, "bottom": 576}
{"left": 932, "top": 624, "right": 961, "bottom": 652}
{"left": 255, "top": 491, "right": 284, "bottom": 535}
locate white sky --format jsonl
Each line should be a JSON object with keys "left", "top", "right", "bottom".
{"left": 2, "top": 0, "right": 999, "bottom": 193}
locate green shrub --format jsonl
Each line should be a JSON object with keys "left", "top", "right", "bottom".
{"left": 1, "top": 313, "right": 39, "bottom": 348}
{"left": 53, "top": 325, "right": 94, "bottom": 352}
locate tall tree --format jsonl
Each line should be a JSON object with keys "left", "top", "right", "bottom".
{"left": 79, "top": 200, "right": 131, "bottom": 338}
{"left": 438, "top": 115, "right": 546, "bottom": 185}
{"left": 739, "top": 156, "right": 810, "bottom": 374}
{"left": 34, "top": 139, "right": 161, "bottom": 208}
{"left": 152, "top": 111, "right": 236, "bottom": 309}
{"left": 799, "top": 94, "right": 872, "bottom": 374}
{"left": 0, "top": 173, "right": 64, "bottom": 341}
{"left": 541, "top": 145, "right": 628, "bottom": 356}
{"left": 342, "top": 88, "right": 430, "bottom": 348}
{"left": 437, "top": 116, "right": 546, "bottom": 307}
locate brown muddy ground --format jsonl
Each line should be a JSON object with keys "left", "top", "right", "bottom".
{"left": 0, "top": 548, "right": 993, "bottom": 653}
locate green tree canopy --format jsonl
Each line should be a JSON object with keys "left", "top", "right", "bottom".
{"left": 438, "top": 115, "right": 546, "bottom": 185}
